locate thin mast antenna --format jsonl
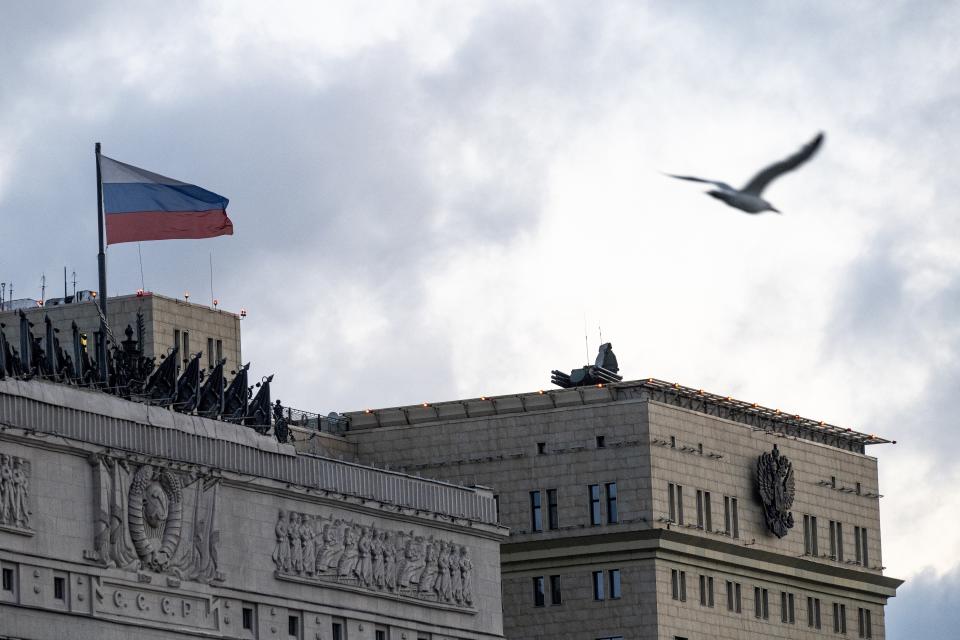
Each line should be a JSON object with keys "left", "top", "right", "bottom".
{"left": 64, "top": 267, "right": 67, "bottom": 300}
{"left": 72, "top": 271, "right": 77, "bottom": 297}
{"left": 40, "top": 273, "right": 46, "bottom": 305}
{"left": 137, "top": 243, "right": 145, "bottom": 291}
{"left": 598, "top": 323, "right": 603, "bottom": 346}
{"left": 209, "top": 252, "right": 214, "bottom": 305}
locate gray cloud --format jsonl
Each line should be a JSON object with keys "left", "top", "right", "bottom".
{"left": 886, "top": 566, "right": 960, "bottom": 638}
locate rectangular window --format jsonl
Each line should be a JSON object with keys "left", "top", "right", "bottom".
{"left": 494, "top": 495, "right": 500, "bottom": 523}
{"left": 533, "top": 576, "right": 545, "bottom": 607}
{"left": 216, "top": 339, "right": 223, "bottom": 364}
{"left": 696, "top": 490, "right": 704, "bottom": 529}
{"left": 547, "top": 489, "right": 559, "bottom": 530}
{"left": 726, "top": 496, "right": 739, "bottom": 538}
{"left": 537, "top": 442, "right": 546, "bottom": 454}
{"left": 550, "top": 575, "right": 562, "bottom": 605}
{"left": 726, "top": 580, "right": 741, "bottom": 612}
{"left": 590, "top": 485, "right": 602, "bottom": 525}
{"left": 671, "top": 569, "right": 686, "bottom": 601}
{"left": 668, "top": 483, "right": 677, "bottom": 522}
{"left": 606, "top": 483, "right": 618, "bottom": 524}
{"left": 804, "top": 515, "right": 819, "bottom": 555}
{"left": 288, "top": 614, "right": 299, "bottom": 638}
{"left": 781, "top": 591, "right": 795, "bottom": 623}
{"left": 1, "top": 568, "right": 12, "bottom": 592}
{"left": 243, "top": 607, "right": 254, "bottom": 630}
{"left": 609, "top": 569, "right": 621, "bottom": 599}
{"left": 593, "top": 571, "right": 605, "bottom": 601}
{"left": 375, "top": 630, "right": 387, "bottom": 640}
{"left": 863, "top": 527, "right": 871, "bottom": 566}
{"left": 858, "top": 608, "right": 872, "bottom": 638}
{"left": 834, "top": 602, "right": 847, "bottom": 634}
{"left": 182, "top": 330, "right": 190, "bottom": 358}
{"left": 332, "top": 621, "right": 344, "bottom": 640}
{"left": 174, "top": 329, "right": 181, "bottom": 372}
{"left": 698, "top": 575, "right": 713, "bottom": 607}
{"left": 704, "top": 491, "right": 712, "bottom": 531}
{"left": 530, "top": 491, "right": 543, "bottom": 532}
{"left": 830, "top": 521, "right": 844, "bottom": 561}
{"left": 54, "top": 576, "right": 65, "bottom": 600}
{"left": 754, "top": 587, "right": 769, "bottom": 619}
{"left": 855, "top": 526, "right": 862, "bottom": 564}
{"left": 677, "top": 485, "right": 684, "bottom": 525}
{"left": 207, "top": 337, "right": 214, "bottom": 368}
{"left": 596, "top": 435, "right": 606, "bottom": 448}
{"left": 836, "top": 522, "right": 844, "bottom": 561}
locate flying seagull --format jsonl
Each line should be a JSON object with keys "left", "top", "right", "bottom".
{"left": 666, "top": 132, "right": 824, "bottom": 214}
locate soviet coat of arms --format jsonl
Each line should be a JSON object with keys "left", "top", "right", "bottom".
{"left": 756, "top": 445, "right": 795, "bottom": 538}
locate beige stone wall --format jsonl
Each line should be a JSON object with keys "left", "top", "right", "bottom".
{"left": 0, "top": 293, "right": 241, "bottom": 372}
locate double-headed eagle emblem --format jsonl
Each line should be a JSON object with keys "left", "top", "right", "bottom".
{"left": 756, "top": 445, "right": 795, "bottom": 538}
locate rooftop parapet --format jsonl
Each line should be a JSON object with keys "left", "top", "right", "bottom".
{"left": 341, "top": 378, "right": 891, "bottom": 454}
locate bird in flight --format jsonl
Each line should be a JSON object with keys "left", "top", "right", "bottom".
{"left": 666, "top": 132, "right": 824, "bottom": 214}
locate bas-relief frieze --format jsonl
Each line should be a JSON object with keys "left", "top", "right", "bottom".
{"left": 272, "top": 509, "right": 475, "bottom": 610}
{"left": 87, "top": 455, "right": 224, "bottom": 585}
{"left": 0, "top": 451, "right": 32, "bottom": 535}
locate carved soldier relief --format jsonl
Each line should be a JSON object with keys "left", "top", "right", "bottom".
{"left": 87, "top": 455, "right": 224, "bottom": 584}
{"left": 756, "top": 444, "right": 796, "bottom": 538}
{"left": 0, "top": 452, "right": 32, "bottom": 533}
{"left": 273, "top": 509, "right": 474, "bottom": 609}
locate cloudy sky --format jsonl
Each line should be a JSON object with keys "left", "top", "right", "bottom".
{"left": 2, "top": 1, "right": 958, "bottom": 633}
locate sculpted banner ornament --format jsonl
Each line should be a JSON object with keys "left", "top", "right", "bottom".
{"left": 272, "top": 509, "right": 474, "bottom": 610}
{"left": 0, "top": 452, "right": 31, "bottom": 533}
{"left": 87, "top": 455, "right": 224, "bottom": 584}
{"left": 756, "top": 444, "right": 796, "bottom": 538}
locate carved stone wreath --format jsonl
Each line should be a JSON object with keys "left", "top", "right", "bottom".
{"left": 128, "top": 465, "right": 183, "bottom": 572}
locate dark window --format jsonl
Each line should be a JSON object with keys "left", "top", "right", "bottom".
{"left": 173, "top": 329, "right": 181, "bottom": 372}
{"left": 207, "top": 337, "right": 214, "bottom": 368}
{"left": 1, "top": 568, "right": 12, "bottom": 591}
{"left": 668, "top": 483, "right": 676, "bottom": 522}
{"left": 530, "top": 491, "right": 543, "bottom": 532}
{"left": 332, "top": 622, "right": 344, "bottom": 640}
{"left": 216, "top": 339, "right": 223, "bottom": 364}
{"left": 671, "top": 569, "right": 680, "bottom": 600}
{"left": 680, "top": 571, "right": 686, "bottom": 601}
{"left": 182, "top": 331, "right": 190, "bottom": 361}
{"left": 537, "top": 442, "right": 546, "bottom": 455}
{"left": 861, "top": 528, "right": 869, "bottom": 567}
{"left": 375, "top": 631, "right": 387, "bottom": 640}
{"left": 670, "top": 435, "right": 676, "bottom": 447}
{"left": 858, "top": 607, "right": 872, "bottom": 638}
{"left": 547, "top": 489, "right": 559, "bottom": 530}
{"left": 836, "top": 522, "right": 844, "bottom": 561}
{"left": 754, "top": 587, "right": 768, "bottom": 619}
{"left": 609, "top": 569, "right": 621, "bottom": 599}
{"left": 698, "top": 575, "right": 713, "bottom": 607}
{"left": 704, "top": 491, "right": 712, "bottom": 531}
{"left": 831, "top": 475, "right": 836, "bottom": 488}
{"left": 804, "top": 515, "right": 819, "bottom": 556}
{"left": 676, "top": 484, "right": 684, "bottom": 525}
{"left": 830, "top": 521, "right": 844, "bottom": 561}
{"left": 726, "top": 581, "right": 742, "bottom": 613}
{"left": 596, "top": 435, "right": 606, "bottom": 448}
{"left": 834, "top": 602, "right": 847, "bottom": 634}
{"left": 593, "top": 571, "right": 604, "bottom": 601}
{"left": 788, "top": 593, "right": 795, "bottom": 623}
{"left": 606, "top": 483, "right": 618, "bottom": 524}
{"left": 735, "top": 583, "right": 742, "bottom": 613}
{"left": 533, "top": 576, "right": 545, "bottom": 607}
{"left": 731, "top": 497, "right": 739, "bottom": 538}
{"left": 856, "top": 482, "right": 861, "bottom": 495}
{"left": 589, "top": 485, "right": 601, "bottom": 525}
{"left": 696, "top": 490, "right": 704, "bottom": 529}
{"left": 243, "top": 607, "right": 254, "bottom": 630}
{"left": 288, "top": 615, "right": 299, "bottom": 637}
{"left": 808, "top": 597, "right": 821, "bottom": 629}
{"left": 697, "top": 442, "right": 703, "bottom": 454}
{"left": 494, "top": 495, "right": 500, "bottom": 523}
{"left": 550, "top": 575, "right": 562, "bottom": 605}
{"left": 54, "top": 576, "right": 65, "bottom": 600}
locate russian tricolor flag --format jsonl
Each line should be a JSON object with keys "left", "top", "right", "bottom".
{"left": 99, "top": 155, "right": 233, "bottom": 245}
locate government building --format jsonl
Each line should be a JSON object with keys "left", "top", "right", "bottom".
{"left": 0, "top": 291, "right": 902, "bottom": 639}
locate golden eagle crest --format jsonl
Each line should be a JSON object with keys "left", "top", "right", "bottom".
{"left": 756, "top": 445, "right": 795, "bottom": 538}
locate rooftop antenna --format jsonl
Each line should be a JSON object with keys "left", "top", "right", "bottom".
{"left": 583, "top": 313, "right": 590, "bottom": 365}
{"left": 72, "top": 271, "right": 77, "bottom": 298}
{"left": 64, "top": 266, "right": 68, "bottom": 300}
{"left": 1, "top": 282, "right": 5, "bottom": 309}
{"left": 137, "top": 243, "right": 145, "bottom": 291}
{"left": 40, "top": 273, "right": 46, "bottom": 305}
{"left": 209, "top": 252, "right": 214, "bottom": 306}
{"left": 598, "top": 323, "right": 603, "bottom": 346}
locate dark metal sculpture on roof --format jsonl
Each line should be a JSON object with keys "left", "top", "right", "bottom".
{"left": 144, "top": 346, "right": 179, "bottom": 405}
{"left": 197, "top": 358, "right": 226, "bottom": 420}
{"left": 756, "top": 444, "right": 796, "bottom": 538}
{"left": 246, "top": 374, "right": 273, "bottom": 435}
{"left": 222, "top": 362, "right": 250, "bottom": 422}
{"left": 551, "top": 342, "right": 624, "bottom": 388}
{"left": 174, "top": 352, "right": 203, "bottom": 413}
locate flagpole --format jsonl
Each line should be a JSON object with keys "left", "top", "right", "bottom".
{"left": 95, "top": 142, "right": 109, "bottom": 383}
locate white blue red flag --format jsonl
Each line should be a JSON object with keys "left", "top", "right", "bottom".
{"left": 99, "top": 155, "right": 233, "bottom": 245}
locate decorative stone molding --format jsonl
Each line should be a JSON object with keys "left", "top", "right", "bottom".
{"left": 756, "top": 444, "right": 796, "bottom": 538}
{"left": 272, "top": 509, "right": 474, "bottom": 610}
{"left": 0, "top": 450, "right": 32, "bottom": 535}
{"left": 87, "top": 455, "right": 224, "bottom": 584}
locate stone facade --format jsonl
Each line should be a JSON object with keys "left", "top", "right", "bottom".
{"left": 326, "top": 380, "right": 901, "bottom": 640}
{"left": 0, "top": 292, "right": 241, "bottom": 373}
{"left": 0, "top": 378, "right": 506, "bottom": 640}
